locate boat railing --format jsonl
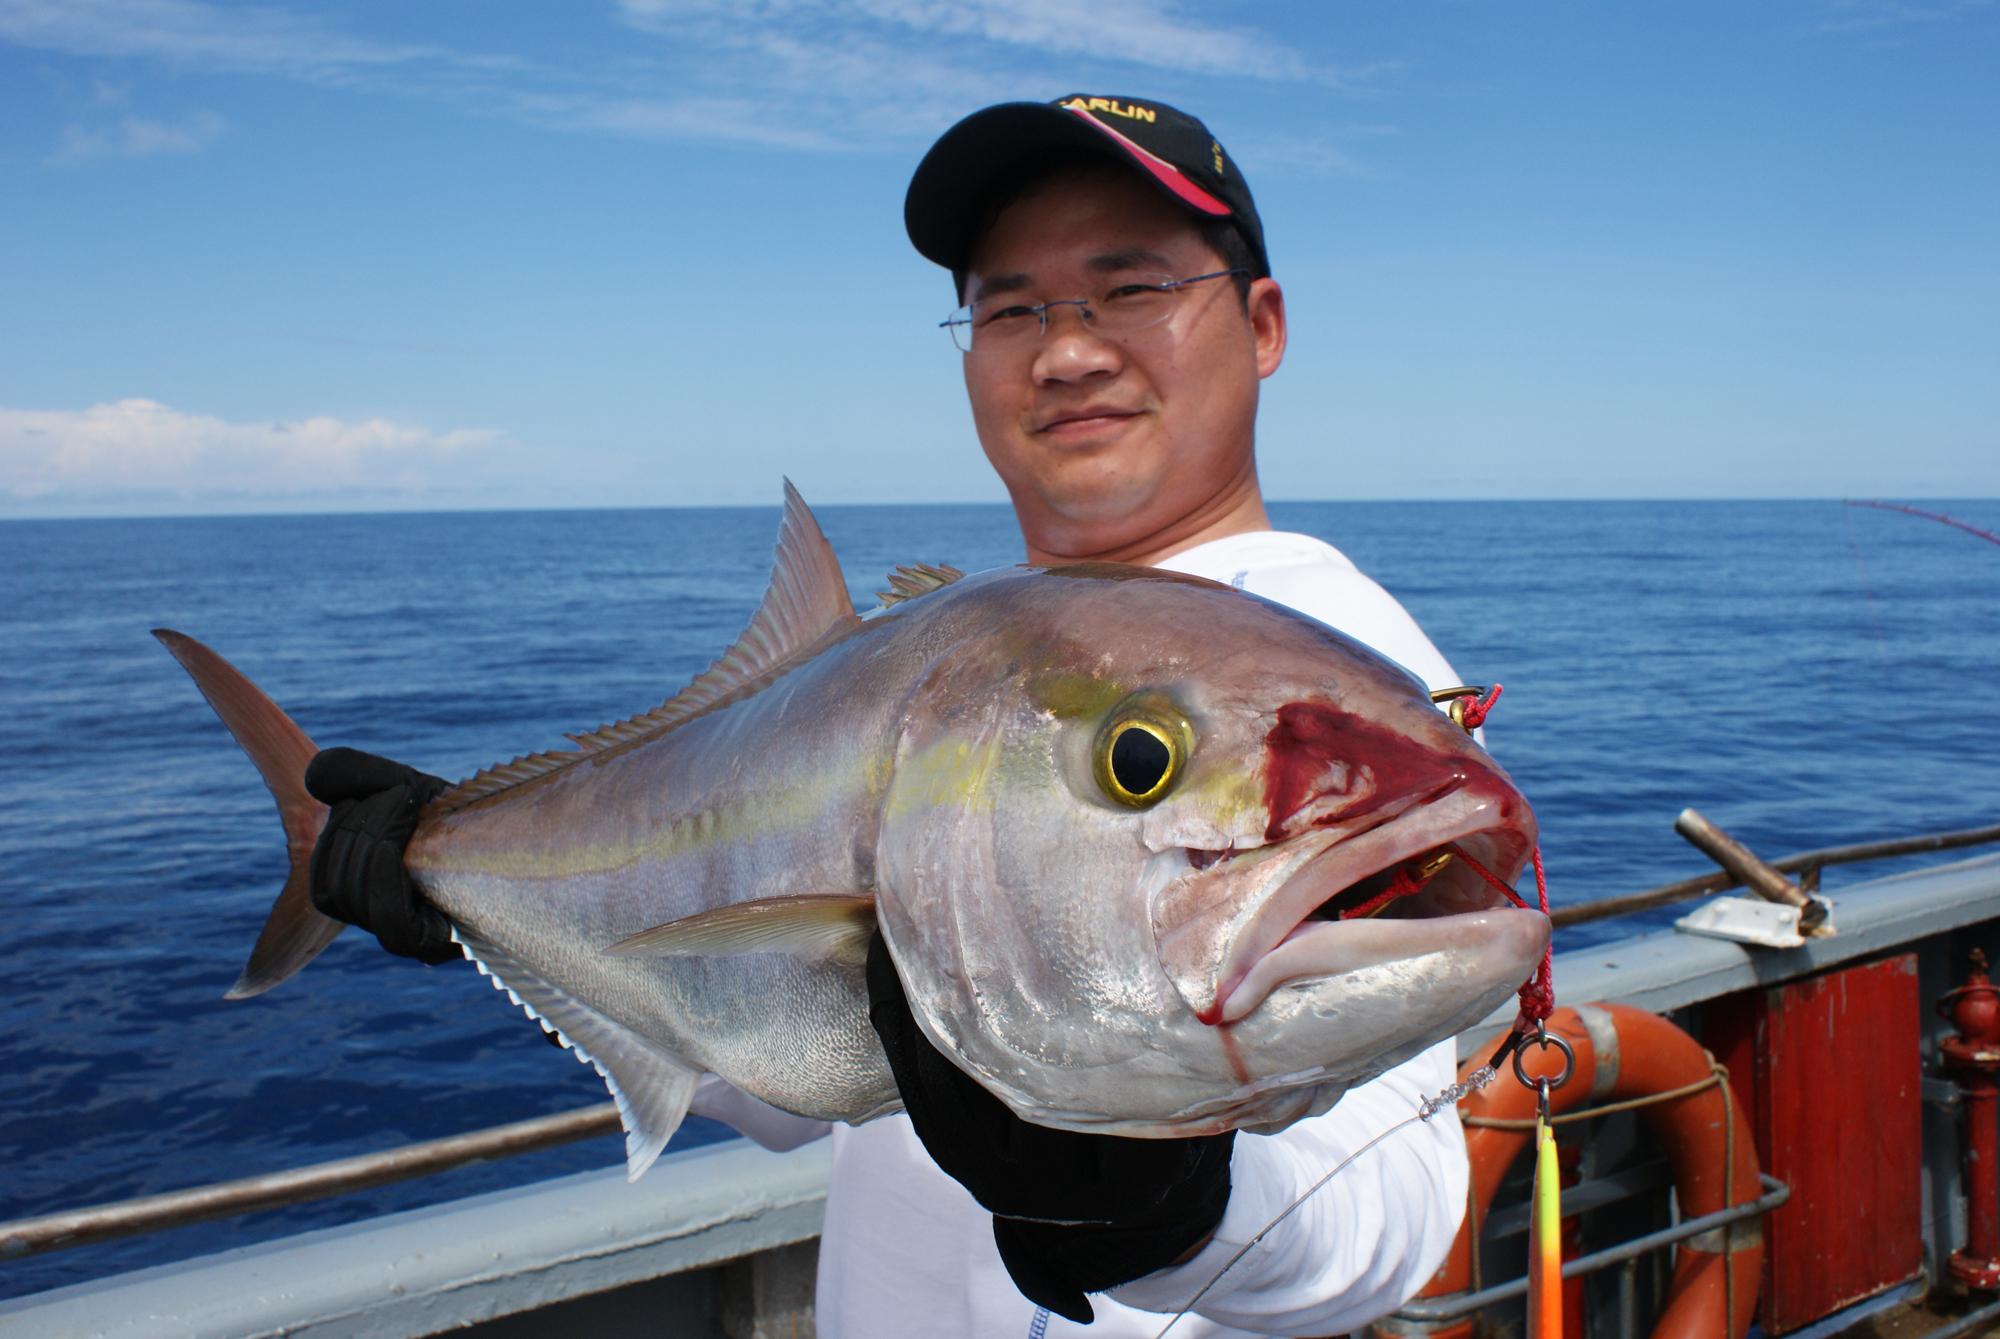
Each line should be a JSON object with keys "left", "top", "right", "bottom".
{"left": 1390, "top": 1173, "right": 1791, "bottom": 1321}
{"left": 4, "top": 821, "right": 1997, "bottom": 1263}
{"left": 1, "top": 1103, "right": 619, "bottom": 1259}
{"left": 1551, "top": 820, "right": 2000, "bottom": 927}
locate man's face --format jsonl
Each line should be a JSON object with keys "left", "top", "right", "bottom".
{"left": 960, "top": 165, "right": 1285, "bottom": 562}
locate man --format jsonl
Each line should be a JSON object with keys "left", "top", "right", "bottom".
{"left": 309, "top": 95, "right": 1472, "bottom": 1335}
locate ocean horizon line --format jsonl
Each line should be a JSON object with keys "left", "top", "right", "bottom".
{"left": 6, "top": 495, "right": 1995, "bottom": 525}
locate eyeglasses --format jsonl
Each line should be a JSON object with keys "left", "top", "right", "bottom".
{"left": 940, "top": 268, "right": 1248, "bottom": 354}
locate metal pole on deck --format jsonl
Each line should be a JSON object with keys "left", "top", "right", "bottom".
{"left": 1673, "top": 808, "right": 1831, "bottom": 935}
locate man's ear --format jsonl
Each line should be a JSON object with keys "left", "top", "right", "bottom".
{"left": 1248, "top": 277, "right": 1286, "bottom": 380}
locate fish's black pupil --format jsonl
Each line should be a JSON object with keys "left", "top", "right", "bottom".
{"left": 1111, "top": 726, "right": 1172, "bottom": 797}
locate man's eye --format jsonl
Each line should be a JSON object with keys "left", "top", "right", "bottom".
{"left": 976, "top": 304, "right": 1038, "bottom": 328}
{"left": 1103, "top": 283, "right": 1165, "bottom": 302}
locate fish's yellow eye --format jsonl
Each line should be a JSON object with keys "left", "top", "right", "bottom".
{"left": 1094, "top": 715, "right": 1186, "bottom": 807}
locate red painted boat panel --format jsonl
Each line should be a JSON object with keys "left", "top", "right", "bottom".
{"left": 1709, "top": 954, "right": 1923, "bottom": 1334}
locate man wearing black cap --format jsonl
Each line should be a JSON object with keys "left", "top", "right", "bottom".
{"left": 846, "top": 93, "right": 1469, "bottom": 1335}
{"left": 905, "top": 94, "right": 1281, "bottom": 573}
{"left": 307, "top": 94, "right": 1471, "bottom": 1334}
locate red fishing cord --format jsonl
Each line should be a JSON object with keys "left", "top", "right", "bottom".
{"left": 1338, "top": 860, "right": 1434, "bottom": 920}
{"left": 1450, "top": 842, "right": 1555, "bottom": 1077}
{"left": 1438, "top": 682, "right": 1556, "bottom": 1053}
{"left": 1453, "top": 843, "right": 1554, "bottom": 1029}
{"left": 1455, "top": 683, "right": 1503, "bottom": 730}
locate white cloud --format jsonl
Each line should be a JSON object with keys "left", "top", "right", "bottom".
{"left": 614, "top": 0, "right": 1317, "bottom": 81}
{"left": 0, "top": 399, "right": 501, "bottom": 505}
{"left": 561, "top": 1, "right": 1395, "bottom": 160}
{"left": 0, "top": 0, "right": 458, "bottom": 79}
{"left": 50, "top": 110, "right": 226, "bottom": 161}
{"left": 1, "top": 0, "right": 1372, "bottom": 157}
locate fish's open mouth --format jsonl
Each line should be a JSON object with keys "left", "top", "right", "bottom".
{"left": 1157, "top": 779, "right": 1539, "bottom": 1026}
{"left": 1184, "top": 839, "right": 1466, "bottom": 917}
{"left": 1302, "top": 844, "right": 1460, "bottom": 921}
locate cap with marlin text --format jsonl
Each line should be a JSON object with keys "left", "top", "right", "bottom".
{"left": 904, "top": 94, "right": 1269, "bottom": 282}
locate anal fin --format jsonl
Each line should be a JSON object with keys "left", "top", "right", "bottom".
{"left": 455, "top": 929, "right": 699, "bottom": 1181}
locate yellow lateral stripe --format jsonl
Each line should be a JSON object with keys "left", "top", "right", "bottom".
{"left": 416, "top": 756, "right": 877, "bottom": 879}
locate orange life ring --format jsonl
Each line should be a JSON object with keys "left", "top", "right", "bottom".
{"left": 1405, "top": 1003, "right": 1763, "bottom": 1338}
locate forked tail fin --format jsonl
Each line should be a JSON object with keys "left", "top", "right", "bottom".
{"left": 153, "top": 629, "right": 344, "bottom": 998}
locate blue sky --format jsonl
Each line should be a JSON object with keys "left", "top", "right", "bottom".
{"left": 2, "top": 0, "right": 1994, "bottom": 516}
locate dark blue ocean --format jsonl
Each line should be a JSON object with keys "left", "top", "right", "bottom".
{"left": 4, "top": 500, "right": 1997, "bottom": 1301}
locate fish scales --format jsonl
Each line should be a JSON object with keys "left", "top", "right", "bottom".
{"left": 409, "top": 594, "right": 922, "bottom": 1123}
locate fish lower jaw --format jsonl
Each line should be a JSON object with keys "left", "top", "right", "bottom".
{"left": 1215, "top": 906, "right": 1549, "bottom": 1024}
{"left": 1194, "top": 804, "right": 1535, "bottom": 1024}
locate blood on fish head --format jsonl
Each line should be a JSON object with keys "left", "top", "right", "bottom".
{"left": 1264, "top": 699, "right": 1496, "bottom": 841}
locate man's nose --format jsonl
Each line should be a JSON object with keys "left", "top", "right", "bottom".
{"left": 1032, "top": 304, "right": 1123, "bottom": 385}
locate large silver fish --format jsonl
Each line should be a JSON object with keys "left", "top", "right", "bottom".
{"left": 158, "top": 485, "right": 1548, "bottom": 1179}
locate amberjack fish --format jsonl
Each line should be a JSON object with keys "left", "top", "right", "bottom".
{"left": 158, "top": 485, "right": 1548, "bottom": 1179}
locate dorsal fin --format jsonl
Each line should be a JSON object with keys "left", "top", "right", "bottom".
{"left": 876, "top": 562, "right": 964, "bottom": 608}
{"left": 431, "top": 481, "right": 860, "bottom": 814}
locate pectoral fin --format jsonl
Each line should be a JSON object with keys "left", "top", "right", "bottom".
{"left": 605, "top": 894, "right": 877, "bottom": 966}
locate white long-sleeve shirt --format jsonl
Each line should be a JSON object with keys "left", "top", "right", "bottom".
{"left": 694, "top": 530, "right": 1471, "bottom": 1337}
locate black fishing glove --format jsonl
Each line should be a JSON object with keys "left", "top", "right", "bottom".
{"left": 304, "top": 747, "right": 454, "bottom": 964}
{"left": 865, "top": 933, "right": 1234, "bottom": 1325}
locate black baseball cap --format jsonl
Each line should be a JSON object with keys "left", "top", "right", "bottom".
{"left": 905, "top": 94, "right": 1269, "bottom": 283}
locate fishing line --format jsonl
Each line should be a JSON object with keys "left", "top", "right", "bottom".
{"left": 1150, "top": 1065, "right": 1500, "bottom": 1339}
{"left": 1844, "top": 498, "right": 2000, "bottom": 550}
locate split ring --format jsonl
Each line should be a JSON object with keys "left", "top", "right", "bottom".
{"left": 1511, "top": 1027, "right": 1576, "bottom": 1094}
